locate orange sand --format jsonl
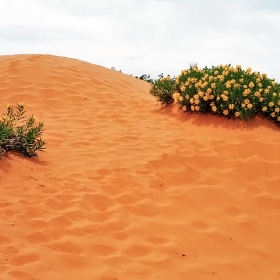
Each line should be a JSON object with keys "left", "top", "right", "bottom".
{"left": 1, "top": 54, "right": 280, "bottom": 280}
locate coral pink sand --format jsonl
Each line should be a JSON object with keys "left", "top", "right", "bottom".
{"left": 1, "top": 54, "right": 280, "bottom": 280}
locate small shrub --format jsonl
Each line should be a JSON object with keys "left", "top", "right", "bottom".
{"left": 149, "top": 74, "right": 176, "bottom": 105}
{"left": 0, "top": 104, "right": 46, "bottom": 157}
{"left": 135, "top": 74, "right": 154, "bottom": 83}
{"left": 149, "top": 64, "right": 280, "bottom": 126}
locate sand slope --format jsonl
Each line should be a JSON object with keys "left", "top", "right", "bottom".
{"left": 1, "top": 54, "right": 280, "bottom": 280}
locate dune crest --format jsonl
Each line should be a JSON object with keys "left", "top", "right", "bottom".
{"left": 1, "top": 54, "right": 280, "bottom": 280}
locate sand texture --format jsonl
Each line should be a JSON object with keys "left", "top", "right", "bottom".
{"left": 1, "top": 54, "right": 280, "bottom": 280}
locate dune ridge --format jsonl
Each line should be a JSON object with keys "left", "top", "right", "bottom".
{"left": 1, "top": 54, "right": 280, "bottom": 280}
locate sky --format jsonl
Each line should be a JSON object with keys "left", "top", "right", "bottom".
{"left": 0, "top": 0, "right": 280, "bottom": 81}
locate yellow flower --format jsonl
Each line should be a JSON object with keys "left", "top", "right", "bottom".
{"left": 209, "top": 95, "right": 214, "bottom": 100}
{"left": 191, "top": 105, "right": 195, "bottom": 111}
{"left": 275, "top": 108, "right": 280, "bottom": 113}
{"left": 235, "top": 112, "right": 240, "bottom": 117}
{"left": 258, "top": 83, "right": 263, "bottom": 88}
{"left": 231, "top": 79, "right": 236, "bottom": 84}
{"left": 198, "top": 91, "right": 204, "bottom": 97}
{"left": 271, "top": 112, "right": 276, "bottom": 118}
{"left": 172, "top": 92, "right": 180, "bottom": 101}
{"left": 262, "top": 107, "right": 267, "bottom": 112}
{"left": 264, "top": 88, "right": 269, "bottom": 94}
{"left": 194, "top": 94, "right": 199, "bottom": 100}
{"left": 185, "top": 94, "right": 190, "bottom": 100}
{"left": 183, "top": 105, "right": 187, "bottom": 111}
{"left": 249, "top": 81, "right": 254, "bottom": 88}
{"left": 242, "top": 103, "right": 246, "bottom": 108}
{"left": 278, "top": 101, "right": 280, "bottom": 106}
{"left": 214, "top": 70, "right": 219, "bottom": 75}
{"left": 223, "top": 109, "right": 229, "bottom": 115}
{"left": 243, "top": 89, "right": 251, "bottom": 96}
{"left": 222, "top": 95, "right": 228, "bottom": 101}
{"left": 219, "top": 64, "right": 223, "bottom": 68}
{"left": 209, "top": 76, "right": 214, "bottom": 81}
{"left": 254, "top": 92, "right": 260, "bottom": 97}
{"left": 259, "top": 97, "right": 264, "bottom": 102}
{"left": 217, "top": 96, "right": 221, "bottom": 101}
{"left": 210, "top": 102, "right": 215, "bottom": 107}
{"left": 236, "top": 65, "right": 241, "bottom": 69}
{"left": 206, "top": 88, "right": 212, "bottom": 94}
{"left": 278, "top": 116, "right": 280, "bottom": 122}
{"left": 203, "top": 96, "right": 208, "bottom": 101}
{"left": 218, "top": 75, "right": 225, "bottom": 82}
{"left": 273, "top": 92, "right": 277, "bottom": 97}
{"left": 239, "top": 78, "right": 244, "bottom": 83}
{"left": 194, "top": 99, "right": 200, "bottom": 105}
{"left": 269, "top": 102, "right": 274, "bottom": 107}
{"left": 190, "top": 98, "right": 194, "bottom": 104}
{"left": 244, "top": 99, "right": 250, "bottom": 105}
{"left": 262, "top": 73, "right": 267, "bottom": 78}
{"left": 272, "top": 81, "right": 276, "bottom": 87}
{"left": 211, "top": 83, "right": 216, "bottom": 89}
{"left": 166, "top": 75, "right": 171, "bottom": 81}
{"left": 229, "top": 104, "right": 235, "bottom": 109}
{"left": 195, "top": 106, "right": 200, "bottom": 111}
{"left": 247, "top": 103, "right": 253, "bottom": 109}
{"left": 212, "top": 106, "right": 217, "bottom": 112}
{"left": 234, "top": 83, "right": 240, "bottom": 89}
{"left": 179, "top": 96, "right": 184, "bottom": 102}
{"left": 256, "top": 78, "right": 261, "bottom": 83}
{"left": 246, "top": 67, "right": 252, "bottom": 73}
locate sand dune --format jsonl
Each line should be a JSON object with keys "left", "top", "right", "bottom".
{"left": 1, "top": 54, "right": 280, "bottom": 280}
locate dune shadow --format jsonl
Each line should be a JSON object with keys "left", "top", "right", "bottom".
{"left": 152, "top": 104, "right": 279, "bottom": 132}
{"left": 0, "top": 154, "right": 12, "bottom": 172}
{"left": 0, "top": 151, "right": 47, "bottom": 173}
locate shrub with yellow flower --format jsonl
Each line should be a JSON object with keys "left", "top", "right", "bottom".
{"left": 149, "top": 64, "right": 280, "bottom": 126}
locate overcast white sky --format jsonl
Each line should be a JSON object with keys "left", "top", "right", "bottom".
{"left": 1, "top": 0, "right": 280, "bottom": 80}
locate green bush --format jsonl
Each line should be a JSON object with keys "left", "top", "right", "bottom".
{"left": 149, "top": 64, "right": 280, "bottom": 125}
{"left": 149, "top": 74, "right": 176, "bottom": 105}
{"left": 0, "top": 104, "right": 45, "bottom": 157}
{"left": 135, "top": 74, "right": 154, "bottom": 83}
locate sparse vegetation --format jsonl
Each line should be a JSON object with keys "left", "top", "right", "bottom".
{"left": 135, "top": 74, "right": 154, "bottom": 84}
{"left": 0, "top": 104, "right": 45, "bottom": 157}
